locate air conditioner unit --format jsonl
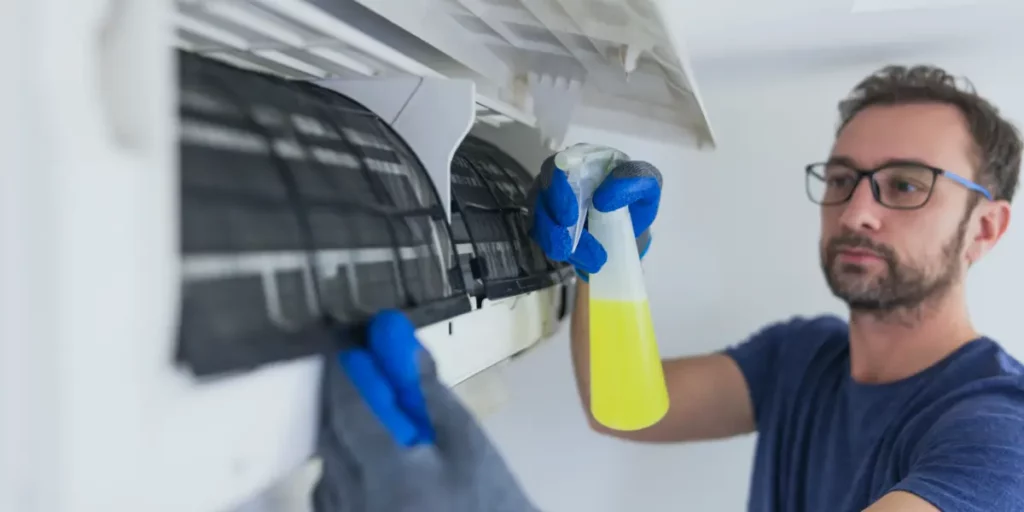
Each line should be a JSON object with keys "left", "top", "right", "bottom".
{"left": 0, "top": 1, "right": 715, "bottom": 512}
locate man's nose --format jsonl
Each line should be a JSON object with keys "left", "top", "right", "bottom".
{"left": 837, "top": 178, "right": 883, "bottom": 232}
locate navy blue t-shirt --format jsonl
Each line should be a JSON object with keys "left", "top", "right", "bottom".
{"left": 724, "top": 315, "right": 1024, "bottom": 512}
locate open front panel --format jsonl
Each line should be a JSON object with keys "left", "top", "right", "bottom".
{"left": 177, "top": 51, "right": 470, "bottom": 376}
{"left": 450, "top": 136, "right": 573, "bottom": 300}
{"left": 351, "top": 0, "right": 717, "bottom": 147}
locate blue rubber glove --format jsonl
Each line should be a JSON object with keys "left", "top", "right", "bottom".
{"left": 313, "top": 310, "right": 538, "bottom": 512}
{"left": 528, "top": 154, "right": 663, "bottom": 278}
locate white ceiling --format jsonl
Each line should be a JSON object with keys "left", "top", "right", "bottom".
{"left": 666, "top": 0, "right": 1024, "bottom": 65}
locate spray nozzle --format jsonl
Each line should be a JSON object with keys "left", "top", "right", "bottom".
{"left": 553, "top": 143, "right": 630, "bottom": 252}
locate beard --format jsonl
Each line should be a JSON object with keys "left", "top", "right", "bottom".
{"left": 820, "top": 213, "right": 971, "bottom": 313}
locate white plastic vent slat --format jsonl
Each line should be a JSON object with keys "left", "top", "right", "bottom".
{"left": 176, "top": 0, "right": 715, "bottom": 148}
{"left": 354, "top": 0, "right": 717, "bottom": 148}
{"left": 175, "top": 0, "right": 536, "bottom": 127}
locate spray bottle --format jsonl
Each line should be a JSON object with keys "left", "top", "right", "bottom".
{"left": 555, "top": 143, "right": 669, "bottom": 431}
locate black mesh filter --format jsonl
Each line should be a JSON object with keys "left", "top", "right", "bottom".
{"left": 177, "top": 50, "right": 470, "bottom": 376}
{"left": 450, "top": 136, "right": 575, "bottom": 301}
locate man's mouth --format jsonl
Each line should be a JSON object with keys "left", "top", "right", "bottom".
{"left": 837, "top": 247, "right": 883, "bottom": 263}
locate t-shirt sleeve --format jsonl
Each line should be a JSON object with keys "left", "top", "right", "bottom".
{"left": 889, "top": 388, "right": 1024, "bottom": 511}
{"left": 722, "top": 317, "right": 813, "bottom": 430}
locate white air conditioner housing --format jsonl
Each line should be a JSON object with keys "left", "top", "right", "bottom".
{"left": 0, "top": 1, "right": 715, "bottom": 512}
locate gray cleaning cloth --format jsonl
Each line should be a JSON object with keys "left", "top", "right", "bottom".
{"left": 312, "top": 351, "right": 541, "bottom": 512}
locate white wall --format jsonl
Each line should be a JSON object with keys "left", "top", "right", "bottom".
{"left": 480, "top": 47, "right": 1024, "bottom": 511}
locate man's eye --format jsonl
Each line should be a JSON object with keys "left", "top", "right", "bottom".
{"left": 890, "top": 179, "right": 924, "bottom": 193}
{"left": 828, "top": 176, "right": 855, "bottom": 187}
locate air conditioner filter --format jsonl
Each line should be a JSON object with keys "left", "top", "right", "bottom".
{"left": 177, "top": 50, "right": 470, "bottom": 376}
{"left": 450, "top": 136, "right": 574, "bottom": 301}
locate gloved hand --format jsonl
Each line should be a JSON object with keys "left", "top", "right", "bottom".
{"left": 313, "top": 310, "right": 539, "bottom": 512}
{"left": 528, "top": 153, "right": 662, "bottom": 278}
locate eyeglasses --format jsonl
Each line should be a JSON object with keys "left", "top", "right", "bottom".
{"left": 805, "top": 160, "right": 993, "bottom": 210}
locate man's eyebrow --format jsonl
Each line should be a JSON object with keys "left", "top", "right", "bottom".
{"left": 827, "top": 155, "right": 938, "bottom": 170}
{"left": 827, "top": 155, "right": 858, "bottom": 168}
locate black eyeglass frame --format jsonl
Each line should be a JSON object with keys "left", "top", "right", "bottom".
{"left": 804, "top": 160, "right": 993, "bottom": 210}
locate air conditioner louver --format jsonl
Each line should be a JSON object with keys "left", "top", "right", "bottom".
{"left": 347, "top": 0, "right": 717, "bottom": 148}
{"left": 450, "top": 136, "right": 574, "bottom": 301}
{"left": 177, "top": 50, "right": 470, "bottom": 376}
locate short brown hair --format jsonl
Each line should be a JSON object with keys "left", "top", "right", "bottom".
{"left": 837, "top": 65, "right": 1022, "bottom": 203}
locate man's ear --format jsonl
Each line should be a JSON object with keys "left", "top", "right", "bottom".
{"left": 966, "top": 199, "right": 1011, "bottom": 264}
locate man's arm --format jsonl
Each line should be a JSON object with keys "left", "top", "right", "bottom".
{"left": 569, "top": 281, "right": 757, "bottom": 443}
{"left": 863, "top": 492, "right": 938, "bottom": 512}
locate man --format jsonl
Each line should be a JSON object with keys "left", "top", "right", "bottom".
{"left": 315, "top": 65, "right": 1024, "bottom": 512}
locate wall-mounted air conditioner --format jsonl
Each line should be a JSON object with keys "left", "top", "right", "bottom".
{"left": 1, "top": 1, "right": 715, "bottom": 511}
{"left": 178, "top": 50, "right": 474, "bottom": 376}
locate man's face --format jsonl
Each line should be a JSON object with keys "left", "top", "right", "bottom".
{"left": 819, "top": 103, "right": 980, "bottom": 312}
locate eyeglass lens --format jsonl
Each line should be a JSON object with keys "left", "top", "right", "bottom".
{"left": 807, "top": 163, "right": 937, "bottom": 208}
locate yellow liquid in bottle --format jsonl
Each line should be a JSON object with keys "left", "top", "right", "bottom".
{"left": 589, "top": 299, "right": 669, "bottom": 431}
